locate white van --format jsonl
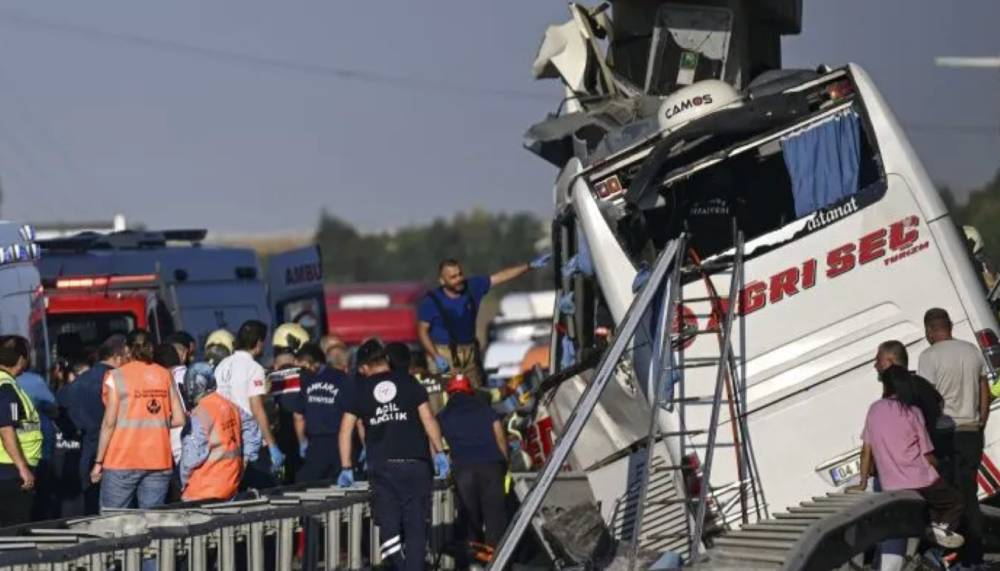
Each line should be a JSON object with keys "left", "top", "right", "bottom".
{"left": 547, "top": 64, "right": 1000, "bottom": 531}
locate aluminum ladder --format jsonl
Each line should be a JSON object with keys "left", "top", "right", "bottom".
{"left": 627, "top": 230, "right": 768, "bottom": 568}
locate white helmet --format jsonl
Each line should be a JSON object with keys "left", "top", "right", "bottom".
{"left": 964, "top": 225, "right": 984, "bottom": 256}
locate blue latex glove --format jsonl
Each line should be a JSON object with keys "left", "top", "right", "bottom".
{"left": 562, "top": 254, "right": 581, "bottom": 279}
{"left": 337, "top": 469, "right": 354, "bottom": 488}
{"left": 558, "top": 291, "right": 575, "bottom": 315}
{"left": 434, "top": 355, "right": 450, "bottom": 373}
{"left": 560, "top": 336, "right": 577, "bottom": 370}
{"left": 433, "top": 451, "right": 450, "bottom": 480}
{"left": 575, "top": 231, "right": 595, "bottom": 276}
{"left": 632, "top": 264, "right": 651, "bottom": 293}
{"left": 299, "top": 440, "right": 308, "bottom": 459}
{"left": 268, "top": 444, "right": 285, "bottom": 473}
{"left": 529, "top": 252, "right": 553, "bottom": 270}
{"left": 358, "top": 447, "right": 367, "bottom": 470}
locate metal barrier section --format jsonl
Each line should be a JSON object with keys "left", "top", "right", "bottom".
{"left": 0, "top": 483, "right": 456, "bottom": 571}
{"left": 690, "top": 490, "right": 929, "bottom": 570}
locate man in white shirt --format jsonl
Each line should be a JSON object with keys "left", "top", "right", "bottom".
{"left": 917, "top": 307, "right": 992, "bottom": 566}
{"left": 214, "top": 320, "right": 283, "bottom": 487}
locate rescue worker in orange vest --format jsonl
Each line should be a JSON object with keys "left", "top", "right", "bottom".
{"left": 179, "top": 363, "right": 262, "bottom": 502}
{"left": 90, "top": 330, "right": 186, "bottom": 510}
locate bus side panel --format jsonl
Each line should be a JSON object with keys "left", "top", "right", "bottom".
{"left": 670, "top": 175, "right": 974, "bottom": 513}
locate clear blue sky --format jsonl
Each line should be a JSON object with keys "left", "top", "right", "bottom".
{"left": 0, "top": 1, "right": 995, "bottom": 233}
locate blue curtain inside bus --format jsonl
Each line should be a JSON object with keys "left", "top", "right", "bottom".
{"left": 782, "top": 110, "right": 861, "bottom": 218}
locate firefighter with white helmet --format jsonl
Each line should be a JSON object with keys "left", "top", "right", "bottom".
{"left": 963, "top": 225, "right": 998, "bottom": 291}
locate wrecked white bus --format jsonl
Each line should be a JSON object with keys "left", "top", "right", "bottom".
{"left": 537, "top": 63, "right": 1000, "bottom": 550}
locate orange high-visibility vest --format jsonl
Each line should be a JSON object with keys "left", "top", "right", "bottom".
{"left": 182, "top": 392, "right": 243, "bottom": 501}
{"left": 102, "top": 361, "right": 174, "bottom": 471}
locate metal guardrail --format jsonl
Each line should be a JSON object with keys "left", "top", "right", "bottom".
{"left": 692, "top": 490, "right": 930, "bottom": 570}
{"left": 0, "top": 482, "right": 456, "bottom": 571}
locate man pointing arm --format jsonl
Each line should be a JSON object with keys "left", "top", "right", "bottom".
{"left": 418, "top": 254, "right": 551, "bottom": 389}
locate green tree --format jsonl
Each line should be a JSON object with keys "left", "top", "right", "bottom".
{"left": 948, "top": 170, "right": 1000, "bottom": 269}
{"left": 314, "top": 209, "right": 552, "bottom": 289}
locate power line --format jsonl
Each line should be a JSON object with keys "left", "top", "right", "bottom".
{"left": 904, "top": 122, "right": 999, "bottom": 137}
{"left": 3, "top": 10, "right": 996, "bottom": 135}
{"left": 0, "top": 9, "right": 551, "bottom": 103}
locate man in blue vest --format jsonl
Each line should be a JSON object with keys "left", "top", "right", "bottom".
{"left": 417, "top": 255, "right": 550, "bottom": 389}
{"left": 437, "top": 374, "right": 509, "bottom": 556}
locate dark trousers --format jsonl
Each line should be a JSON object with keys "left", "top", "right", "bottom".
{"left": 167, "top": 466, "right": 183, "bottom": 504}
{"left": 240, "top": 452, "right": 277, "bottom": 491}
{"left": 275, "top": 408, "right": 303, "bottom": 485}
{"left": 453, "top": 462, "right": 508, "bottom": 547}
{"left": 79, "top": 444, "right": 100, "bottom": 515}
{"left": 53, "top": 448, "right": 84, "bottom": 518}
{"left": 932, "top": 428, "right": 984, "bottom": 562}
{"left": 0, "top": 478, "right": 33, "bottom": 527}
{"left": 916, "top": 478, "right": 963, "bottom": 528}
{"left": 296, "top": 434, "right": 339, "bottom": 484}
{"left": 371, "top": 461, "right": 432, "bottom": 571}
{"left": 31, "top": 459, "right": 54, "bottom": 522}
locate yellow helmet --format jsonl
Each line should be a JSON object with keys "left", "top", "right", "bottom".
{"left": 273, "top": 323, "right": 310, "bottom": 352}
{"left": 964, "top": 225, "right": 984, "bottom": 256}
{"left": 205, "top": 329, "right": 234, "bottom": 353}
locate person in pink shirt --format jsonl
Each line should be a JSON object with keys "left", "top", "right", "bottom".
{"left": 852, "top": 365, "right": 964, "bottom": 549}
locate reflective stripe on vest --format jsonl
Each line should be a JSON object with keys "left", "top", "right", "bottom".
{"left": 197, "top": 406, "right": 242, "bottom": 462}
{"left": 0, "top": 372, "right": 42, "bottom": 467}
{"left": 110, "top": 369, "right": 170, "bottom": 430}
{"left": 104, "top": 364, "right": 173, "bottom": 470}
{"left": 183, "top": 393, "right": 242, "bottom": 501}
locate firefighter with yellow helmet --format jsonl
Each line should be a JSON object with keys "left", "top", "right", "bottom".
{"left": 269, "top": 323, "right": 310, "bottom": 483}
{"left": 272, "top": 323, "right": 310, "bottom": 369}
{"left": 964, "top": 226, "right": 1000, "bottom": 400}
{"left": 964, "top": 225, "right": 998, "bottom": 292}
{"left": 204, "top": 329, "right": 235, "bottom": 367}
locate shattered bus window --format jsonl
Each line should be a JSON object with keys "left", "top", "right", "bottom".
{"left": 597, "top": 87, "right": 886, "bottom": 263}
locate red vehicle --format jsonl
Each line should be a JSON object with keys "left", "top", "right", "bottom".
{"left": 325, "top": 282, "right": 426, "bottom": 346}
{"left": 45, "top": 275, "right": 178, "bottom": 356}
